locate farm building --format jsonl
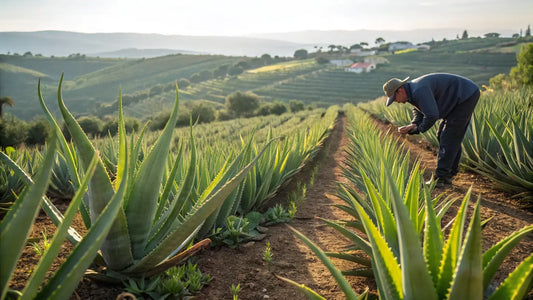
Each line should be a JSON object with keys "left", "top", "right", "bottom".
{"left": 329, "top": 59, "right": 353, "bottom": 67}
{"left": 345, "top": 62, "right": 376, "bottom": 73}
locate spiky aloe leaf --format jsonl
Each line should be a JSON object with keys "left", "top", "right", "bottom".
{"left": 384, "top": 167, "right": 437, "bottom": 300}
{"left": 325, "top": 252, "right": 372, "bottom": 267}
{"left": 482, "top": 225, "right": 533, "bottom": 290}
{"left": 125, "top": 84, "right": 181, "bottom": 258}
{"left": 55, "top": 74, "right": 133, "bottom": 271}
{"left": 0, "top": 133, "right": 57, "bottom": 299}
{"left": 36, "top": 159, "right": 129, "bottom": 299}
{"left": 321, "top": 218, "right": 371, "bottom": 255}
{"left": 436, "top": 189, "right": 471, "bottom": 298}
{"left": 423, "top": 186, "right": 443, "bottom": 287}
{"left": 275, "top": 275, "right": 327, "bottom": 300}
{"left": 488, "top": 254, "right": 533, "bottom": 300}
{"left": 447, "top": 200, "right": 483, "bottom": 300}
{"left": 122, "top": 140, "right": 274, "bottom": 275}
{"left": 21, "top": 154, "right": 98, "bottom": 299}
{"left": 352, "top": 196, "right": 402, "bottom": 300}
{"left": 360, "top": 172, "right": 398, "bottom": 257}
{"left": 287, "top": 225, "right": 361, "bottom": 300}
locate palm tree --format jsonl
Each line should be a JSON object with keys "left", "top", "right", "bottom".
{"left": 0, "top": 96, "right": 14, "bottom": 117}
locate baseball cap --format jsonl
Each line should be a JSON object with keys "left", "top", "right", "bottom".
{"left": 383, "top": 77, "right": 409, "bottom": 106}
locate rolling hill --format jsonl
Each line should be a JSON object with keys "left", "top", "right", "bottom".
{"left": 1, "top": 36, "right": 527, "bottom": 121}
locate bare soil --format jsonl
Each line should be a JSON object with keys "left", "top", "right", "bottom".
{"left": 9, "top": 115, "right": 533, "bottom": 299}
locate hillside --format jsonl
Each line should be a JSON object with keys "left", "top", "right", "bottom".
{"left": 1, "top": 37, "right": 528, "bottom": 121}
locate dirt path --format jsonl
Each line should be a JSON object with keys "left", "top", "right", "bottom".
{"left": 196, "top": 115, "right": 371, "bottom": 299}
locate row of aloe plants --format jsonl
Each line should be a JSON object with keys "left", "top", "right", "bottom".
{"left": 281, "top": 105, "right": 533, "bottom": 299}
{"left": 1, "top": 76, "right": 337, "bottom": 298}
{"left": 359, "top": 88, "right": 533, "bottom": 201}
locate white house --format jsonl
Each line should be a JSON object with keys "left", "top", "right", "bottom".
{"left": 349, "top": 48, "right": 376, "bottom": 56}
{"left": 345, "top": 62, "right": 376, "bottom": 73}
{"left": 329, "top": 59, "right": 353, "bottom": 67}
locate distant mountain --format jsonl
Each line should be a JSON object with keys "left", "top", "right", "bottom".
{"left": 0, "top": 31, "right": 312, "bottom": 58}
{"left": 91, "top": 48, "right": 204, "bottom": 58}
{"left": 0, "top": 28, "right": 519, "bottom": 59}
{"left": 247, "top": 28, "right": 519, "bottom": 46}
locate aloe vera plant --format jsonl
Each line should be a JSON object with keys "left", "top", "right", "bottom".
{"left": 38, "top": 74, "right": 271, "bottom": 279}
{"left": 0, "top": 131, "right": 126, "bottom": 299}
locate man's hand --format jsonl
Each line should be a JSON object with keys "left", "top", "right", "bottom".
{"left": 398, "top": 124, "right": 417, "bottom": 134}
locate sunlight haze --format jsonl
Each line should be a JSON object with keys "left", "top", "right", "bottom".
{"left": 1, "top": 0, "right": 532, "bottom": 36}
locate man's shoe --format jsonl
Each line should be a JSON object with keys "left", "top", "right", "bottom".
{"left": 425, "top": 176, "right": 452, "bottom": 188}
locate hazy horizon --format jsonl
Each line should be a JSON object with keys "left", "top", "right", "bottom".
{"left": 1, "top": 0, "right": 531, "bottom": 37}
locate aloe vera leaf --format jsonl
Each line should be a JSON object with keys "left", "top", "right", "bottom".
{"left": 122, "top": 140, "right": 273, "bottom": 275}
{"left": 0, "top": 134, "right": 57, "bottom": 299}
{"left": 482, "top": 225, "right": 533, "bottom": 290}
{"left": 287, "top": 225, "right": 360, "bottom": 300}
{"left": 36, "top": 163, "right": 129, "bottom": 299}
{"left": 488, "top": 254, "right": 533, "bottom": 300}
{"left": 56, "top": 74, "right": 133, "bottom": 271}
{"left": 275, "top": 275, "right": 327, "bottom": 300}
{"left": 385, "top": 167, "right": 438, "bottom": 300}
{"left": 361, "top": 173, "right": 398, "bottom": 257}
{"left": 146, "top": 130, "right": 196, "bottom": 249}
{"left": 325, "top": 252, "right": 372, "bottom": 267}
{"left": 436, "top": 189, "right": 472, "bottom": 298}
{"left": 447, "top": 200, "right": 483, "bottom": 300}
{"left": 321, "top": 217, "right": 371, "bottom": 251}
{"left": 423, "top": 187, "right": 444, "bottom": 287}
{"left": 115, "top": 89, "right": 127, "bottom": 191}
{"left": 352, "top": 197, "right": 402, "bottom": 300}
{"left": 0, "top": 148, "right": 85, "bottom": 246}
{"left": 125, "top": 84, "right": 180, "bottom": 258}
{"left": 22, "top": 154, "right": 98, "bottom": 299}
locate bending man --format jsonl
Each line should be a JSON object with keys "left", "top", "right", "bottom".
{"left": 383, "top": 73, "right": 480, "bottom": 187}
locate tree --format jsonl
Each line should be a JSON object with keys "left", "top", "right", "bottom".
{"left": 228, "top": 66, "right": 244, "bottom": 76}
{"left": 260, "top": 54, "right": 273, "bottom": 65}
{"left": 190, "top": 103, "right": 215, "bottom": 124}
{"left": 294, "top": 49, "right": 308, "bottom": 59}
{"left": 484, "top": 32, "right": 500, "bottom": 38}
{"left": 0, "top": 96, "right": 14, "bottom": 117}
{"left": 26, "top": 117, "right": 51, "bottom": 145}
{"left": 225, "top": 91, "right": 261, "bottom": 117}
{"left": 510, "top": 43, "right": 533, "bottom": 86}
{"left": 526, "top": 25, "right": 531, "bottom": 37}
{"left": 289, "top": 100, "right": 305, "bottom": 113}
{"left": 375, "top": 37, "right": 385, "bottom": 45}
{"left": 77, "top": 116, "right": 103, "bottom": 137}
{"left": 213, "top": 65, "right": 229, "bottom": 78}
{"left": 461, "top": 30, "right": 469, "bottom": 40}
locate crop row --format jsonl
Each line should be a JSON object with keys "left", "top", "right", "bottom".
{"left": 282, "top": 105, "right": 533, "bottom": 299}
{"left": 0, "top": 78, "right": 338, "bottom": 298}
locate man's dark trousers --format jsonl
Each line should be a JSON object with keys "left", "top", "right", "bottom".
{"left": 435, "top": 89, "right": 480, "bottom": 179}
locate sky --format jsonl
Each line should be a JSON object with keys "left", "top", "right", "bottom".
{"left": 1, "top": 0, "right": 532, "bottom": 36}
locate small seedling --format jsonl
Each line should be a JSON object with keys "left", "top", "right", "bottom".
{"left": 231, "top": 283, "right": 240, "bottom": 300}
{"left": 263, "top": 241, "right": 273, "bottom": 271}
{"left": 32, "top": 230, "right": 51, "bottom": 256}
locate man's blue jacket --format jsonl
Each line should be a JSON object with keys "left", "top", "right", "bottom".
{"left": 403, "top": 73, "right": 479, "bottom": 133}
